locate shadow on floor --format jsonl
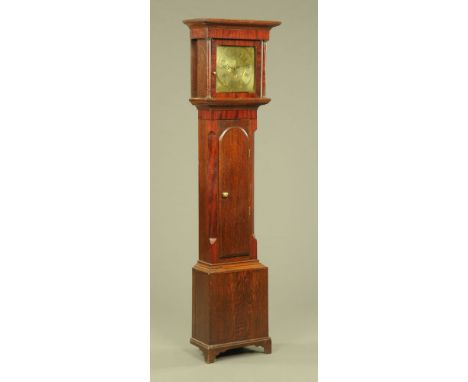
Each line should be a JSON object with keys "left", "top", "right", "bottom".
{"left": 217, "top": 346, "right": 262, "bottom": 359}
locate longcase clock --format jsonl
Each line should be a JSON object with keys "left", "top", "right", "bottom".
{"left": 183, "top": 18, "right": 281, "bottom": 363}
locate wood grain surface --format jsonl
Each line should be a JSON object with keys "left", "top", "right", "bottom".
{"left": 185, "top": 18, "right": 280, "bottom": 363}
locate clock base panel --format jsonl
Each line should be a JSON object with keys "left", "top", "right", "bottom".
{"left": 191, "top": 261, "right": 270, "bottom": 363}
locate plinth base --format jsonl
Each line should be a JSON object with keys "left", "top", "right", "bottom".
{"left": 191, "top": 260, "right": 270, "bottom": 363}
{"left": 190, "top": 336, "right": 272, "bottom": 363}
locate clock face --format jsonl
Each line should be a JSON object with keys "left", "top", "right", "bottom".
{"left": 216, "top": 46, "right": 255, "bottom": 93}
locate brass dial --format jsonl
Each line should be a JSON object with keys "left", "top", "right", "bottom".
{"left": 215, "top": 46, "right": 255, "bottom": 93}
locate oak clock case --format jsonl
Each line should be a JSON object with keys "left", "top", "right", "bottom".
{"left": 183, "top": 18, "right": 280, "bottom": 363}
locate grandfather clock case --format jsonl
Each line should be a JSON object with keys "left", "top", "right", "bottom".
{"left": 183, "top": 18, "right": 280, "bottom": 363}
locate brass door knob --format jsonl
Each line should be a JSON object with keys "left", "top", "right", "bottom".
{"left": 221, "top": 192, "right": 229, "bottom": 199}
